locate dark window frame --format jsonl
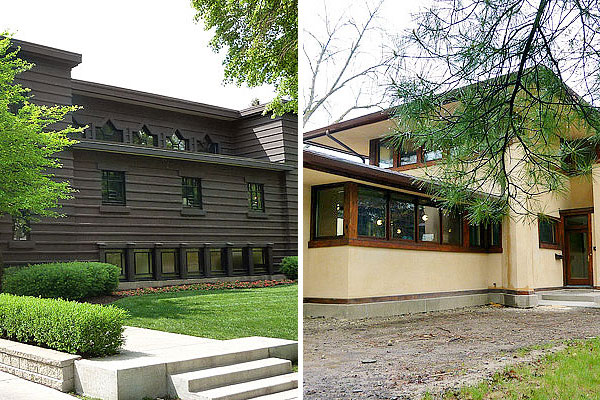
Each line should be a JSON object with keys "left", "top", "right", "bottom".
{"left": 132, "top": 126, "right": 158, "bottom": 147}
{"left": 311, "top": 183, "right": 346, "bottom": 240}
{"left": 370, "top": 139, "right": 444, "bottom": 170}
{"left": 309, "top": 181, "right": 502, "bottom": 253}
{"left": 166, "top": 130, "right": 189, "bottom": 151}
{"left": 182, "top": 177, "right": 203, "bottom": 209}
{"left": 538, "top": 215, "right": 561, "bottom": 250}
{"left": 248, "top": 182, "right": 266, "bottom": 212}
{"left": 101, "top": 170, "right": 126, "bottom": 205}
{"left": 95, "top": 120, "right": 124, "bottom": 143}
{"left": 12, "top": 213, "right": 31, "bottom": 241}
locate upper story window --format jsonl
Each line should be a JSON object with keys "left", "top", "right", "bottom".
{"left": 424, "top": 149, "right": 443, "bottom": 162}
{"left": 378, "top": 142, "right": 394, "bottom": 168}
{"left": 96, "top": 120, "right": 123, "bottom": 142}
{"left": 166, "top": 130, "right": 189, "bottom": 151}
{"left": 101, "top": 170, "right": 126, "bottom": 205}
{"left": 313, "top": 185, "right": 344, "bottom": 238}
{"left": 133, "top": 126, "right": 158, "bottom": 147}
{"left": 400, "top": 141, "right": 418, "bottom": 166}
{"left": 248, "top": 182, "right": 265, "bottom": 212}
{"left": 539, "top": 215, "right": 560, "bottom": 249}
{"left": 560, "top": 138, "right": 597, "bottom": 175}
{"left": 182, "top": 177, "right": 203, "bottom": 208}
{"left": 370, "top": 139, "right": 441, "bottom": 169}
{"left": 12, "top": 213, "right": 30, "bottom": 241}
{"left": 198, "top": 135, "right": 220, "bottom": 154}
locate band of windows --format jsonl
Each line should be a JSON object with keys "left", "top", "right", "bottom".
{"left": 101, "top": 245, "right": 271, "bottom": 281}
{"left": 311, "top": 182, "right": 502, "bottom": 251}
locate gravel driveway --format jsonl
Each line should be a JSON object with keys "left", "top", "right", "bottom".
{"left": 303, "top": 305, "right": 600, "bottom": 399}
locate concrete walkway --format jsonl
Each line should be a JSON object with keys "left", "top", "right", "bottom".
{"left": 0, "top": 371, "right": 74, "bottom": 400}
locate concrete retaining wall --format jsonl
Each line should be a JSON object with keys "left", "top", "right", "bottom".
{"left": 0, "top": 338, "right": 81, "bottom": 392}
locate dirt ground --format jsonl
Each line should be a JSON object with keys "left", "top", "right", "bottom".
{"left": 303, "top": 304, "right": 600, "bottom": 399}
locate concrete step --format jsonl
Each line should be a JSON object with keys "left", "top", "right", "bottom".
{"left": 169, "top": 358, "right": 291, "bottom": 395}
{"left": 539, "top": 291, "right": 600, "bottom": 302}
{"left": 538, "top": 299, "right": 600, "bottom": 308}
{"left": 251, "top": 389, "right": 299, "bottom": 399}
{"left": 165, "top": 337, "right": 297, "bottom": 375}
{"left": 193, "top": 373, "right": 298, "bottom": 400}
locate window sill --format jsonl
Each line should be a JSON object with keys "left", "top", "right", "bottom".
{"left": 540, "top": 242, "right": 561, "bottom": 250}
{"left": 308, "top": 237, "right": 502, "bottom": 253}
{"left": 247, "top": 211, "right": 268, "bottom": 219}
{"left": 8, "top": 240, "right": 36, "bottom": 249}
{"left": 99, "top": 205, "right": 130, "bottom": 214}
{"left": 181, "top": 208, "right": 206, "bottom": 216}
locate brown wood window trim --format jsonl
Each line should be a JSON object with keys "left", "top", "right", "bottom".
{"left": 309, "top": 181, "right": 502, "bottom": 253}
{"left": 538, "top": 214, "right": 562, "bottom": 250}
{"left": 369, "top": 139, "right": 442, "bottom": 171}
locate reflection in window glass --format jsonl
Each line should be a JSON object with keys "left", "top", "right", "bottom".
{"left": 186, "top": 249, "right": 200, "bottom": 274}
{"left": 357, "top": 187, "right": 386, "bottom": 238}
{"left": 134, "top": 249, "right": 153, "bottom": 278}
{"left": 166, "top": 130, "right": 189, "bottom": 151}
{"left": 161, "top": 249, "right": 177, "bottom": 275}
{"left": 442, "top": 210, "right": 462, "bottom": 245}
{"left": 378, "top": 143, "right": 394, "bottom": 168}
{"left": 491, "top": 223, "right": 501, "bottom": 246}
{"left": 253, "top": 248, "right": 267, "bottom": 274}
{"left": 315, "top": 186, "right": 344, "bottom": 237}
{"left": 12, "top": 213, "right": 30, "bottom": 241}
{"left": 399, "top": 140, "right": 418, "bottom": 166}
{"left": 210, "top": 249, "right": 224, "bottom": 274}
{"left": 424, "top": 149, "right": 443, "bottom": 161}
{"left": 469, "top": 224, "right": 482, "bottom": 247}
{"left": 418, "top": 204, "right": 440, "bottom": 242}
{"left": 539, "top": 217, "right": 557, "bottom": 244}
{"left": 232, "top": 248, "right": 245, "bottom": 273}
{"left": 95, "top": 121, "right": 123, "bottom": 142}
{"left": 132, "top": 126, "right": 157, "bottom": 147}
{"left": 105, "top": 250, "right": 125, "bottom": 278}
{"left": 390, "top": 194, "right": 415, "bottom": 240}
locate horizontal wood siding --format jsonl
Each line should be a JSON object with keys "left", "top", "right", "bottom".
{"left": 0, "top": 149, "right": 294, "bottom": 266}
{"left": 2, "top": 42, "right": 298, "bottom": 274}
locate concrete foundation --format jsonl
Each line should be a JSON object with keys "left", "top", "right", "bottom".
{"left": 304, "top": 291, "right": 538, "bottom": 319}
{"left": 118, "top": 274, "right": 287, "bottom": 290}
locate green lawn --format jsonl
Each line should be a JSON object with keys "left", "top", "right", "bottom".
{"left": 111, "top": 284, "right": 297, "bottom": 340}
{"left": 426, "top": 338, "right": 600, "bottom": 400}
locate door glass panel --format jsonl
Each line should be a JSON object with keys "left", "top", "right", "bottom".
{"left": 566, "top": 215, "right": 588, "bottom": 227}
{"left": 569, "top": 232, "right": 589, "bottom": 279}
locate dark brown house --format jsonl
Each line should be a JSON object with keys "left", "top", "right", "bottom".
{"left": 4, "top": 39, "right": 297, "bottom": 287}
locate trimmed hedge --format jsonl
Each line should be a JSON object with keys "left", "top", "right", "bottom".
{"left": 2, "top": 262, "right": 120, "bottom": 300}
{"left": 279, "top": 256, "right": 298, "bottom": 280}
{"left": 0, "top": 294, "right": 126, "bottom": 357}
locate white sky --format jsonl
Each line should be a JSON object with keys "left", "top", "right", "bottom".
{"left": 0, "top": 0, "right": 275, "bottom": 111}
{"left": 300, "top": 0, "right": 428, "bottom": 130}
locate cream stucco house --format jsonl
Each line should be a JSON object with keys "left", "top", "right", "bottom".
{"left": 303, "top": 109, "right": 600, "bottom": 318}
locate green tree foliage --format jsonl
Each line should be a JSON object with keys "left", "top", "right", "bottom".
{"left": 390, "top": 0, "right": 600, "bottom": 223}
{"left": 0, "top": 35, "right": 81, "bottom": 283}
{"left": 192, "top": 0, "right": 298, "bottom": 116}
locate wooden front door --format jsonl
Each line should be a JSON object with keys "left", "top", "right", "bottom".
{"left": 563, "top": 211, "right": 593, "bottom": 286}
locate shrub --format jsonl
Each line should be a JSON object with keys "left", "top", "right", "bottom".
{"left": 0, "top": 294, "right": 126, "bottom": 357}
{"left": 279, "top": 256, "right": 298, "bottom": 280}
{"left": 2, "top": 262, "right": 120, "bottom": 300}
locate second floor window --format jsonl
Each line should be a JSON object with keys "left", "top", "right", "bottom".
{"left": 102, "top": 170, "right": 126, "bottom": 205}
{"left": 133, "top": 126, "right": 158, "bottom": 147}
{"left": 166, "top": 130, "right": 189, "bottom": 151}
{"left": 12, "top": 213, "right": 30, "bottom": 241}
{"left": 96, "top": 120, "right": 123, "bottom": 142}
{"left": 248, "top": 183, "right": 265, "bottom": 212}
{"left": 182, "top": 177, "right": 202, "bottom": 208}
